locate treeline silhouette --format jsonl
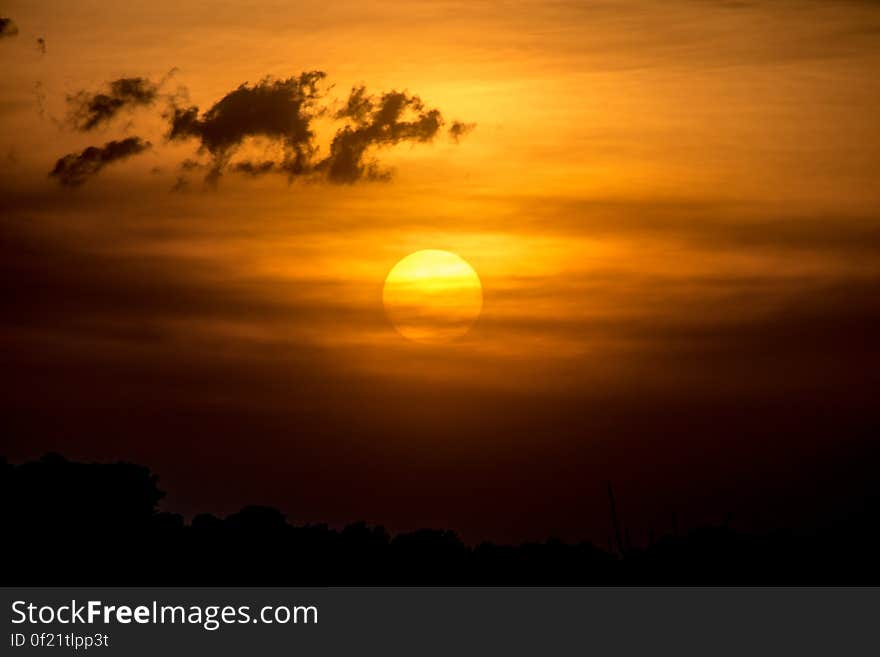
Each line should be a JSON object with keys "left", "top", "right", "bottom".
{"left": 3, "top": 454, "right": 878, "bottom": 584}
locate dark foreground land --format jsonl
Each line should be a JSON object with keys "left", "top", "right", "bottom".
{"left": 3, "top": 454, "right": 878, "bottom": 585}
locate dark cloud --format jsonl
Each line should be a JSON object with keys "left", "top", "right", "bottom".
{"left": 231, "top": 160, "right": 276, "bottom": 177}
{"left": 319, "top": 87, "right": 444, "bottom": 183}
{"left": 448, "top": 121, "right": 476, "bottom": 143}
{"left": 49, "top": 137, "right": 152, "bottom": 186}
{"left": 171, "top": 176, "right": 194, "bottom": 193}
{"left": 167, "top": 72, "right": 326, "bottom": 184}
{"left": 179, "top": 158, "right": 202, "bottom": 171}
{"left": 43, "top": 72, "right": 468, "bottom": 189}
{"left": 67, "top": 77, "right": 159, "bottom": 131}
{"left": 36, "top": 37, "right": 46, "bottom": 55}
{"left": 0, "top": 17, "right": 18, "bottom": 38}
{"left": 165, "top": 73, "right": 468, "bottom": 185}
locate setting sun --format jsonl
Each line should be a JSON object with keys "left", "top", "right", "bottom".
{"left": 382, "top": 250, "right": 483, "bottom": 344}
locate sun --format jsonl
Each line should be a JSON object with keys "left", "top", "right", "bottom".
{"left": 383, "top": 250, "right": 483, "bottom": 344}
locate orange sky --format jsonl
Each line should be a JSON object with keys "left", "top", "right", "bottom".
{"left": 2, "top": 0, "right": 879, "bottom": 541}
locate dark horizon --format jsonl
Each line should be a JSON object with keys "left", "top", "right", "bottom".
{"left": 6, "top": 452, "right": 879, "bottom": 585}
{"left": 4, "top": 428, "right": 878, "bottom": 548}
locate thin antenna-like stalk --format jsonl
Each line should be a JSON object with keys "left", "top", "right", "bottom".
{"left": 607, "top": 481, "right": 624, "bottom": 555}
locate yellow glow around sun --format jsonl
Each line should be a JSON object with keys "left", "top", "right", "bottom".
{"left": 383, "top": 250, "right": 483, "bottom": 344}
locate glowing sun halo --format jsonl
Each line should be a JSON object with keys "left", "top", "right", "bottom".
{"left": 383, "top": 250, "right": 483, "bottom": 344}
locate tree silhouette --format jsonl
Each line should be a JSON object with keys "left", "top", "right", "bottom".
{"left": 3, "top": 454, "right": 878, "bottom": 585}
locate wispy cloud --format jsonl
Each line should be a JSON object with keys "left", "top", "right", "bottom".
{"left": 50, "top": 137, "right": 152, "bottom": 186}
{"left": 66, "top": 77, "right": 160, "bottom": 131}
{"left": 0, "top": 17, "right": 18, "bottom": 39}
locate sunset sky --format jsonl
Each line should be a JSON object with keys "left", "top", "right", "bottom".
{"left": 2, "top": 0, "right": 879, "bottom": 543}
